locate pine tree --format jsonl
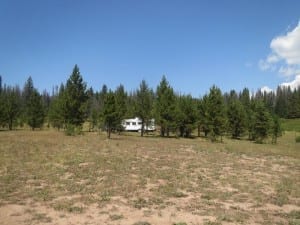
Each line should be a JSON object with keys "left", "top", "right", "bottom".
{"left": 155, "top": 75, "right": 176, "bottom": 137}
{"left": 64, "top": 65, "right": 88, "bottom": 127}
{"left": 0, "top": 77, "right": 3, "bottom": 126}
{"left": 23, "top": 76, "right": 34, "bottom": 103}
{"left": 86, "top": 87, "right": 99, "bottom": 131}
{"left": 102, "top": 91, "right": 118, "bottom": 138}
{"left": 22, "top": 76, "right": 35, "bottom": 126}
{"left": 48, "top": 83, "right": 66, "bottom": 130}
{"left": 198, "top": 95, "right": 210, "bottom": 137}
{"left": 135, "top": 80, "right": 153, "bottom": 137}
{"left": 287, "top": 91, "right": 300, "bottom": 118}
{"left": 97, "top": 84, "right": 109, "bottom": 130}
{"left": 227, "top": 99, "right": 246, "bottom": 139}
{"left": 274, "top": 86, "right": 288, "bottom": 118}
{"left": 114, "top": 84, "right": 127, "bottom": 133}
{"left": 239, "top": 88, "right": 254, "bottom": 139}
{"left": 0, "top": 75, "right": 2, "bottom": 94}
{"left": 22, "top": 77, "right": 45, "bottom": 129}
{"left": 252, "top": 100, "right": 272, "bottom": 143}
{"left": 271, "top": 114, "right": 282, "bottom": 144}
{"left": 207, "top": 85, "right": 226, "bottom": 141}
{"left": 0, "top": 85, "right": 21, "bottom": 130}
{"left": 176, "top": 94, "right": 197, "bottom": 138}
{"left": 26, "top": 89, "right": 45, "bottom": 130}
{"left": 126, "top": 91, "right": 137, "bottom": 118}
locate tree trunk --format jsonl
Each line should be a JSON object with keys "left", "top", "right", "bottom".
{"left": 8, "top": 118, "right": 12, "bottom": 130}
{"left": 107, "top": 125, "right": 111, "bottom": 138}
{"left": 197, "top": 125, "right": 200, "bottom": 137}
{"left": 141, "top": 121, "right": 144, "bottom": 137}
{"left": 179, "top": 127, "right": 184, "bottom": 137}
{"left": 204, "top": 130, "right": 208, "bottom": 137}
{"left": 160, "top": 126, "right": 165, "bottom": 137}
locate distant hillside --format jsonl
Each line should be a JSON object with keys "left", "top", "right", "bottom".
{"left": 281, "top": 118, "right": 300, "bottom": 132}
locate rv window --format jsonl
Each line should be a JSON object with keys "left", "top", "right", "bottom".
{"left": 138, "top": 122, "right": 142, "bottom": 125}
{"left": 132, "top": 122, "right": 136, "bottom": 125}
{"left": 126, "top": 122, "right": 130, "bottom": 125}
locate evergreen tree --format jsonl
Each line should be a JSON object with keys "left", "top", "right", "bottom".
{"left": 0, "top": 77, "right": 3, "bottom": 126}
{"left": 155, "top": 75, "right": 176, "bottom": 137}
{"left": 252, "top": 100, "right": 272, "bottom": 143}
{"left": 176, "top": 94, "right": 197, "bottom": 138}
{"left": 86, "top": 87, "right": 99, "bottom": 131}
{"left": 0, "top": 85, "right": 21, "bottom": 130}
{"left": 126, "top": 91, "right": 137, "bottom": 118}
{"left": 41, "top": 90, "right": 51, "bottom": 124}
{"left": 198, "top": 95, "right": 210, "bottom": 137}
{"left": 23, "top": 76, "right": 34, "bottom": 103}
{"left": 22, "top": 77, "right": 45, "bottom": 129}
{"left": 26, "top": 89, "right": 45, "bottom": 130}
{"left": 114, "top": 84, "right": 127, "bottom": 133}
{"left": 0, "top": 75, "right": 2, "bottom": 94}
{"left": 22, "top": 76, "right": 35, "bottom": 126}
{"left": 102, "top": 91, "right": 118, "bottom": 138}
{"left": 227, "top": 99, "right": 246, "bottom": 139}
{"left": 271, "top": 114, "right": 282, "bottom": 144}
{"left": 263, "top": 91, "right": 275, "bottom": 113}
{"left": 135, "top": 80, "right": 153, "bottom": 137}
{"left": 224, "top": 89, "right": 238, "bottom": 105}
{"left": 97, "top": 84, "right": 109, "bottom": 130}
{"left": 63, "top": 65, "right": 88, "bottom": 127}
{"left": 207, "top": 85, "right": 226, "bottom": 141}
{"left": 48, "top": 83, "right": 66, "bottom": 130}
{"left": 287, "top": 91, "right": 300, "bottom": 118}
{"left": 239, "top": 88, "right": 254, "bottom": 139}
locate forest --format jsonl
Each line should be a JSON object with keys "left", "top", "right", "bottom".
{"left": 1, "top": 65, "right": 300, "bottom": 142}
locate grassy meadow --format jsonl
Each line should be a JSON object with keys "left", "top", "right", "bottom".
{"left": 0, "top": 128, "right": 299, "bottom": 225}
{"left": 281, "top": 118, "right": 300, "bottom": 133}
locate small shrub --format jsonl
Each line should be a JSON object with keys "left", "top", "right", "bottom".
{"left": 100, "top": 190, "right": 111, "bottom": 202}
{"left": 295, "top": 136, "right": 300, "bottom": 143}
{"left": 132, "top": 222, "right": 151, "bottom": 225}
{"left": 289, "top": 210, "right": 300, "bottom": 219}
{"left": 65, "top": 124, "right": 83, "bottom": 136}
{"left": 110, "top": 214, "right": 124, "bottom": 220}
{"left": 31, "top": 213, "right": 52, "bottom": 223}
{"left": 288, "top": 210, "right": 300, "bottom": 225}
{"left": 203, "top": 221, "right": 222, "bottom": 225}
{"left": 173, "top": 191, "right": 188, "bottom": 198}
{"left": 65, "top": 124, "right": 76, "bottom": 136}
{"left": 133, "top": 197, "right": 148, "bottom": 209}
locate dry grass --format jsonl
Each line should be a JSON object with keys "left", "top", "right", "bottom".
{"left": 0, "top": 130, "right": 299, "bottom": 225}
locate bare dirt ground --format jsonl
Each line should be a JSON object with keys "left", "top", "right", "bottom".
{"left": 0, "top": 130, "right": 299, "bottom": 225}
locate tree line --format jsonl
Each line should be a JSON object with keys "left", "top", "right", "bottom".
{"left": 1, "top": 65, "right": 299, "bottom": 142}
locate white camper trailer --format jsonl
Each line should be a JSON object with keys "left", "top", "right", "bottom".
{"left": 122, "top": 117, "right": 155, "bottom": 132}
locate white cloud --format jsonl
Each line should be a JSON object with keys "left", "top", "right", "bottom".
{"left": 280, "top": 74, "right": 300, "bottom": 90}
{"left": 270, "top": 23, "right": 300, "bottom": 65}
{"left": 278, "top": 65, "right": 300, "bottom": 77}
{"left": 266, "top": 54, "right": 280, "bottom": 63}
{"left": 261, "top": 86, "right": 273, "bottom": 93}
{"left": 259, "top": 21, "right": 300, "bottom": 89}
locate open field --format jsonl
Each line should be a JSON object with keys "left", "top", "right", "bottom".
{"left": 0, "top": 131, "right": 299, "bottom": 225}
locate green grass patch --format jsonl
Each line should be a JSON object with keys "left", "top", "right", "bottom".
{"left": 281, "top": 118, "right": 300, "bottom": 132}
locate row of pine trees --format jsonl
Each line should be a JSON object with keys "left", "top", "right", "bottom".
{"left": 1, "top": 65, "right": 300, "bottom": 142}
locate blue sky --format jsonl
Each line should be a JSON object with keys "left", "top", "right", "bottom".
{"left": 1, "top": 0, "right": 300, "bottom": 96}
